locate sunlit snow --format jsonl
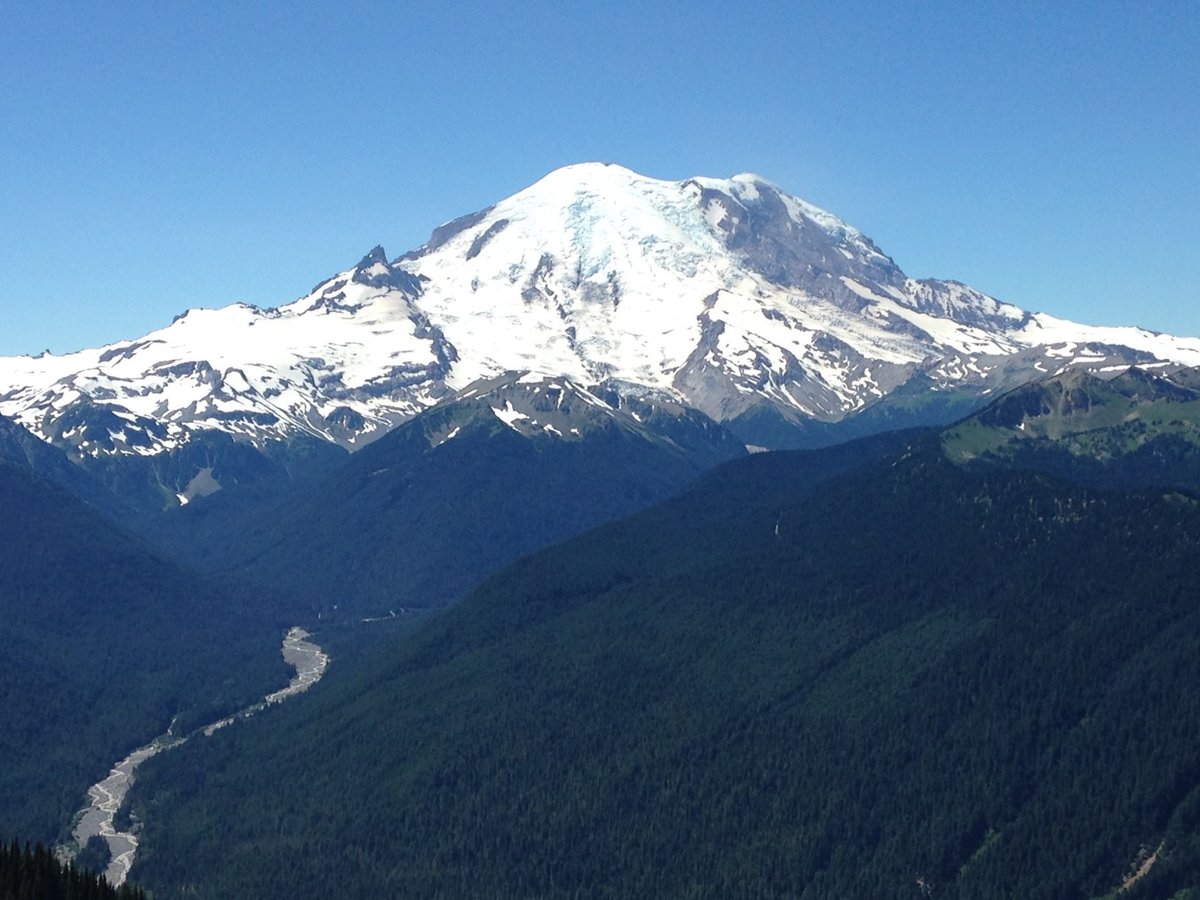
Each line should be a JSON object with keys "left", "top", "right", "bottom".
{"left": 2, "top": 162, "right": 1199, "bottom": 460}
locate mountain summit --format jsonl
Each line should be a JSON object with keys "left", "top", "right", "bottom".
{"left": 2, "top": 163, "right": 1198, "bottom": 495}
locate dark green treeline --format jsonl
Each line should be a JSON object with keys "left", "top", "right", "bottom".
{"left": 0, "top": 840, "right": 146, "bottom": 900}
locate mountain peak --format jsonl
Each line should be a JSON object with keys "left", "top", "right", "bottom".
{"left": 356, "top": 245, "right": 389, "bottom": 269}
{"left": 346, "top": 245, "right": 420, "bottom": 294}
{"left": 531, "top": 160, "right": 643, "bottom": 184}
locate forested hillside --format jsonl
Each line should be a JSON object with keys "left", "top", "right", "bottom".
{"left": 129, "top": 433, "right": 1200, "bottom": 898}
{"left": 148, "top": 389, "right": 743, "bottom": 617}
{"left": 944, "top": 366, "right": 1200, "bottom": 493}
{"left": 0, "top": 459, "right": 286, "bottom": 843}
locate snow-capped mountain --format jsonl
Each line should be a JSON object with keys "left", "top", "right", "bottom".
{"left": 3, "top": 162, "right": 1199, "bottom": 488}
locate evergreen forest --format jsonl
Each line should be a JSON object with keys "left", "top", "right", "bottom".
{"left": 0, "top": 840, "right": 147, "bottom": 900}
{"left": 127, "top": 434, "right": 1200, "bottom": 898}
{"left": 0, "top": 459, "right": 287, "bottom": 843}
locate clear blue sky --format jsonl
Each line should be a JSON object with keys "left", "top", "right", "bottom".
{"left": 2, "top": 0, "right": 1197, "bottom": 356}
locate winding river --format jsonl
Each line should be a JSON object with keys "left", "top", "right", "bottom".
{"left": 65, "top": 627, "right": 329, "bottom": 887}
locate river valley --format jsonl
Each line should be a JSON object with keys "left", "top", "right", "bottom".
{"left": 65, "top": 627, "right": 329, "bottom": 886}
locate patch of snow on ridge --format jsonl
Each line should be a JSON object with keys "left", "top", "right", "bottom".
{"left": 491, "top": 401, "right": 529, "bottom": 431}
{"left": 434, "top": 425, "right": 461, "bottom": 447}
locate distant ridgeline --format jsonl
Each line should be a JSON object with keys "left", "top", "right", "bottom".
{"left": 944, "top": 365, "right": 1200, "bottom": 492}
{"left": 0, "top": 839, "right": 147, "bottom": 900}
